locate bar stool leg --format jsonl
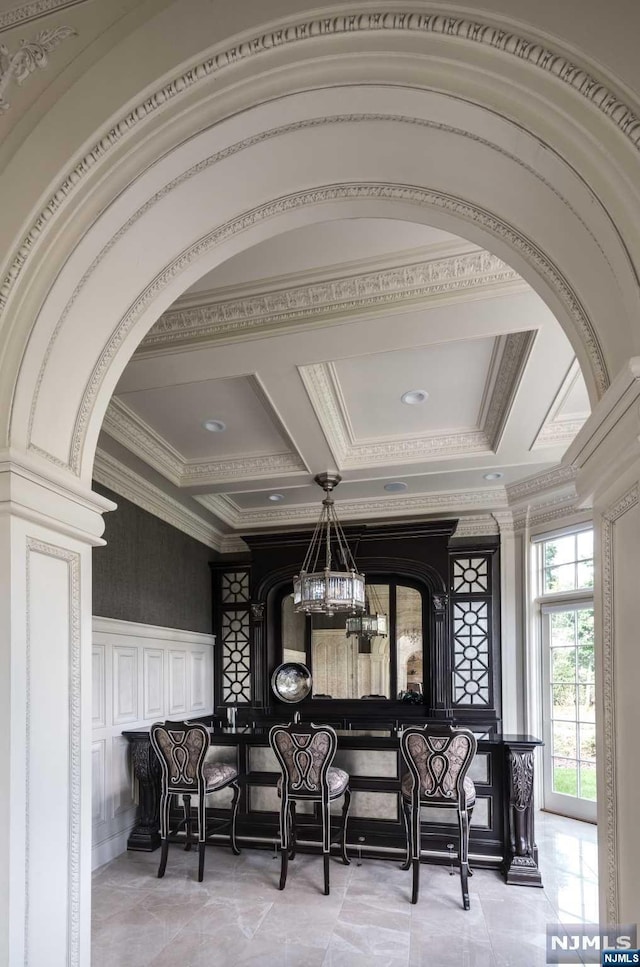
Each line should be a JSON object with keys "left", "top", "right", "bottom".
{"left": 340, "top": 789, "right": 351, "bottom": 865}
{"left": 322, "top": 799, "right": 331, "bottom": 895}
{"left": 289, "top": 801, "right": 297, "bottom": 860}
{"left": 410, "top": 797, "right": 420, "bottom": 905}
{"left": 183, "top": 794, "right": 192, "bottom": 851}
{"left": 458, "top": 807, "right": 471, "bottom": 910}
{"left": 400, "top": 798, "right": 411, "bottom": 871}
{"left": 279, "top": 793, "right": 289, "bottom": 890}
{"left": 157, "top": 792, "right": 170, "bottom": 879}
{"left": 230, "top": 781, "right": 241, "bottom": 856}
{"left": 323, "top": 853, "right": 330, "bottom": 897}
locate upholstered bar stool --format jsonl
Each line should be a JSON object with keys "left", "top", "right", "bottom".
{"left": 269, "top": 722, "right": 351, "bottom": 895}
{"left": 400, "top": 724, "right": 477, "bottom": 908}
{"left": 150, "top": 720, "right": 241, "bottom": 882}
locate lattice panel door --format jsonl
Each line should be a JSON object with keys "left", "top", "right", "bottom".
{"left": 450, "top": 556, "right": 493, "bottom": 707}
{"left": 215, "top": 569, "right": 252, "bottom": 704}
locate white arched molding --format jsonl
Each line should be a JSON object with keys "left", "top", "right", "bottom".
{"left": 8, "top": 85, "right": 636, "bottom": 488}
{"left": 4, "top": 10, "right": 640, "bottom": 451}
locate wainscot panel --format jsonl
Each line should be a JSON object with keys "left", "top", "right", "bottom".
{"left": 91, "top": 616, "right": 214, "bottom": 870}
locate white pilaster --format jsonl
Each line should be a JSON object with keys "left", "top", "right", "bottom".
{"left": 0, "top": 455, "right": 114, "bottom": 967}
{"left": 566, "top": 357, "right": 640, "bottom": 926}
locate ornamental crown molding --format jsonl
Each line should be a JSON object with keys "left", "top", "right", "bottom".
{"left": 93, "top": 447, "right": 234, "bottom": 553}
{"left": 300, "top": 331, "right": 534, "bottom": 470}
{"left": 102, "top": 397, "right": 307, "bottom": 488}
{"left": 0, "top": 8, "right": 623, "bottom": 405}
{"left": 0, "top": 0, "right": 86, "bottom": 32}
{"left": 141, "top": 246, "right": 523, "bottom": 352}
{"left": 0, "top": 23, "right": 75, "bottom": 110}
{"left": 506, "top": 464, "right": 578, "bottom": 506}
{"left": 197, "top": 485, "right": 509, "bottom": 531}
{"left": 451, "top": 515, "right": 499, "bottom": 538}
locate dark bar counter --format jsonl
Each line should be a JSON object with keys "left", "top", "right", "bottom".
{"left": 123, "top": 723, "right": 543, "bottom": 886}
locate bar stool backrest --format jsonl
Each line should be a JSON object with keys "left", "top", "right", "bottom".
{"left": 270, "top": 722, "right": 337, "bottom": 799}
{"left": 401, "top": 725, "right": 477, "bottom": 808}
{"left": 150, "top": 720, "right": 209, "bottom": 796}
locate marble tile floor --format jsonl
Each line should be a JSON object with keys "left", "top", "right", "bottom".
{"left": 92, "top": 811, "right": 598, "bottom": 967}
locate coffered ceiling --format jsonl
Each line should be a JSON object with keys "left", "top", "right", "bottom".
{"left": 96, "top": 218, "right": 590, "bottom": 550}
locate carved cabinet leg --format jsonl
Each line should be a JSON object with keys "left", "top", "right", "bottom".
{"left": 503, "top": 743, "right": 543, "bottom": 886}
{"left": 126, "top": 733, "right": 161, "bottom": 851}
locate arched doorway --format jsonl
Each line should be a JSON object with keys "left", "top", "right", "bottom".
{"left": 2, "top": 7, "right": 640, "bottom": 962}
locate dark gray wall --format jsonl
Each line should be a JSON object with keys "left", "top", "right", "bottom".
{"left": 92, "top": 483, "right": 219, "bottom": 633}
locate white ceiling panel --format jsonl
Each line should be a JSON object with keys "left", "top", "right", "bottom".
{"left": 332, "top": 337, "right": 495, "bottom": 439}
{"left": 115, "top": 375, "right": 292, "bottom": 459}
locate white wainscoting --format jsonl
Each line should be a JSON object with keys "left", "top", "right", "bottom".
{"left": 91, "top": 616, "right": 215, "bottom": 870}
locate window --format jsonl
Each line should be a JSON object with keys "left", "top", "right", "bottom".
{"left": 541, "top": 530, "right": 593, "bottom": 594}
{"left": 535, "top": 526, "right": 596, "bottom": 822}
{"left": 279, "top": 579, "right": 425, "bottom": 701}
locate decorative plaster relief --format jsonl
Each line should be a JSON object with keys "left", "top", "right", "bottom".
{"left": 0, "top": 1, "right": 85, "bottom": 32}
{"left": 0, "top": 24, "right": 75, "bottom": 110}
{"left": 198, "top": 486, "right": 508, "bottom": 530}
{"left": 143, "top": 249, "right": 522, "bottom": 350}
{"left": 506, "top": 464, "right": 578, "bottom": 504}
{"left": 481, "top": 331, "right": 536, "bottom": 451}
{"left": 453, "top": 515, "right": 500, "bottom": 538}
{"left": 601, "top": 483, "right": 639, "bottom": 925}
{"left": 1, "top": 5, "right": 637, "bottom": 319}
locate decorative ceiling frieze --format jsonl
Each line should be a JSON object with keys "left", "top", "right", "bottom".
{"left": 102, "top": 396, "right": 307, "bottom": 488}
{"left": 196, "top": 486, "right": 509, "bottom": 530}
{"left": 140, "top": 247, "right": 523, "bottom": 351}
{"left": 0, "top": 0, "right": 85, "bottom": 33}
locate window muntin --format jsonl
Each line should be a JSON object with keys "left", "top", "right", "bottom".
{"left": 541, "top": 530, "right": 593, "bottom": 594}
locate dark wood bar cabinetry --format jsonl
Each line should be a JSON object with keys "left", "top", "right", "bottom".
{"left": 124, "top": 517, "right": 543, "bottom": 886}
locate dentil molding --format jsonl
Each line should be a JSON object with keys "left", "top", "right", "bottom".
{"left": 1, "top": 7, "right": 638, "bottom": 298}
{"left": 2, "top": 11, "right": 621, "bottom": 415}
{"left": 142, "top": 248, "right": 523, "bottom": 350}
{"left": 0, "top": 0, "right": 86, "bottom": 32}
{"left": 0, "top": 23, "right": 75, "bottom": 110}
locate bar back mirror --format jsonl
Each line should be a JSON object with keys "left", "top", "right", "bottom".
{"left": 280, "top": 582, "right": 423, "bottom": 700}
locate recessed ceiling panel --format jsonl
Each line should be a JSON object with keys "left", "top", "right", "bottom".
{"left": 116, "top": 376, "right": 291, "bottom": 459}
{"left": 333, "top": 338, "right": 495, "bottom": 439}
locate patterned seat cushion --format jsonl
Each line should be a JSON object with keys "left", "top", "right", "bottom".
{"left": 203, "top": 761, "right": 238, "bottom": 791}
{"left": 401, "top": 771, "right": 476, "bottom": 805}
{"left": 277, "top": 766, "right": 349, "bottom": 799}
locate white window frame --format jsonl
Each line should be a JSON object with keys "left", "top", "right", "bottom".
{"left": 527, "top": 522, "right": 596, "bottom": 822}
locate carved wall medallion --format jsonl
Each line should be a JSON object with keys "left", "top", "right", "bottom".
{"left": 0, "top": 25, "right": 75, "bottom": 111}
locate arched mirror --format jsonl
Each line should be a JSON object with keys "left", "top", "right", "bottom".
{"left": 279, "top": 579, "right": 425, "bottom": 701}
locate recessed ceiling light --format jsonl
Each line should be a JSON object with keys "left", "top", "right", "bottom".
{"left": 268, "top": 493, "right": 285, "bottom": 502}
{"left": 384, "top": 481, "right": 408, "bottom": 493}
{"left": 483, "top": 472, "right": 504, "bottom": 480}
{"left": 401, "top": 389, "right": 429, "bottom": 405}
{"left": 202, "top": 419, "right": 226, "bottom": 433}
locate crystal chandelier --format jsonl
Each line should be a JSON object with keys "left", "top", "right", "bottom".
{"left": 345, "top": 582, "right": 388, "bottom": 639}
{"left": 293, "top": 473, "right": 366, "bottom": 615}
